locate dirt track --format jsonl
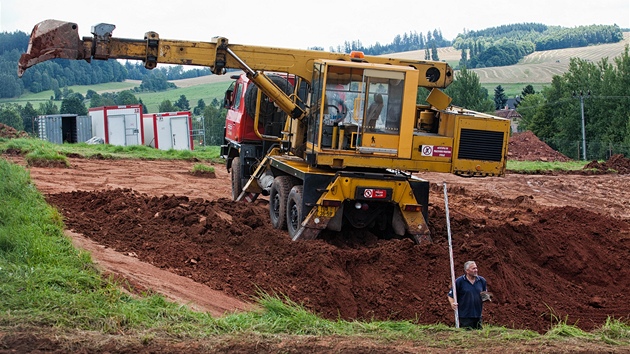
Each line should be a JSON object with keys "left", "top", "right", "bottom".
{"left": 2, "top": 149, "right": 628, "bottom": 336}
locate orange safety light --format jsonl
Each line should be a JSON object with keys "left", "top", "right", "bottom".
{"left": 403, "top": 204, "right": 423, "bottom": 212}
{"left": 350, "top": 51, "right": 365, "bottom": 61}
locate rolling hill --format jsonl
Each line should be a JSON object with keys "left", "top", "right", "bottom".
{"left": 387, "top": 32, "right": 630, "bottom": 84}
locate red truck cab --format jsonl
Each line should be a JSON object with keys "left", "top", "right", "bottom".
{"left": 223, "top": 74, "right": 263, "bottom": 144}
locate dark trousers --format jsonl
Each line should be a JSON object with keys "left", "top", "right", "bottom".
{"left": 459, "top": 317, "right": 482, "bottom": 329}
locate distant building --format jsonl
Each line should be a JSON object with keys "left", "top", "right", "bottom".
{"left": 36, "top": 114, "right": 92, "bottom": 144}
{"left": 505, "top": 98, "right": 520, "bottom": 109}
{"left": 495, "top": 106, "right": 522, "bottom": 133}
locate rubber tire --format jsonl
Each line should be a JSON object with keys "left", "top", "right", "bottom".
{"left": 287, "top": 185, "right": 304, "bottom": 239}
{"left": 231, "top": 157, "right": 244, "bottom": 201}
{"left": 244, "top": 75, "right": 294, "bottom": 120}
{"left": 269, "top": 175, "right": 293, "bottom": 230}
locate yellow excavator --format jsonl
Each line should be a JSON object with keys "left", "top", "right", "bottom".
{"left": 18, "top": 19, "right": 510, "bottom": 243}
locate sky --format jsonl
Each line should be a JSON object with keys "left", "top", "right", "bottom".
{"left": 1, "top": 0, "right": 629, "bottom": 50}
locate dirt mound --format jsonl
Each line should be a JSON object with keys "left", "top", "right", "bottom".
{"left": 508, "top": 131, "right": 571, "bottom": 162}
{"left": 0, "top": 123, "right": 29, "bottom": 139}
{"left": 46, "top": 188, "right": 630, "bottom": 334}
{"left": 584, "top": 154, "right": 630, "bottom": 174}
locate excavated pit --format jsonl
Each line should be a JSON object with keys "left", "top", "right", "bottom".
{"left": 4, "top": 130, "right": 630, "bottom": 334}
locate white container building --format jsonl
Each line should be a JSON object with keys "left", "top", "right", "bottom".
{"left": 143, "top": 111, "right": 194, "bottom": 150}
{"left": 89, "top": 105, "right": 144, "bottom": 146}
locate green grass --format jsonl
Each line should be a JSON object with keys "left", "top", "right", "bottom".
{"left": 191, "top": 163, "right": 215, "bottom": 173}
{"left": 506, "top": 160, "right": 590, "bottom": 172}
{"left": 482, "top": 83, "right": 546, "bottom": 98}
{"left": 0, "top": 154, "right": 628, "bottom": 349}
{"left": 0, "top": 137, "right": 600, "bottom": 175}
{"left": 0, "top": 137, "right": 222, "bottom": 162}
{"left": 135, "top": 81, "right": 232, "bottom": 113}
{"left": 24, "top": 147, "right": 70, "bottom": 167}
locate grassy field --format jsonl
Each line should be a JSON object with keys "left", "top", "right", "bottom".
{"left": 392, "top": 32, "right": 630, "bottom": 97}
{"left": 0, "top": 79, "right": 232, "bottom": 114}
{"left": 480, "top": 83, "right": 547, "bottom": 98}
{"left": 469, "top": 32, "right": 630, "bottom": 88}
{"left": 134, "top": 80, "right": 232, "bottom": 112}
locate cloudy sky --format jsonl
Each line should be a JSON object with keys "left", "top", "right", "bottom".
{"left": 1, "top": 0, "right": 628, "bottom": 49}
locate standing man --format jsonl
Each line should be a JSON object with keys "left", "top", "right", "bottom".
{"left": 447, "top": 261, "right": 490, "bottom": 329}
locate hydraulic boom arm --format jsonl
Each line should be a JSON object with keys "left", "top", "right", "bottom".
{"left": 18, "top": 20, "right": 454, "bottom": 89}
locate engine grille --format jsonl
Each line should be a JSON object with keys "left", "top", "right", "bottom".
{"left": 457, "top": 128, "right": 504, "bottom": 162}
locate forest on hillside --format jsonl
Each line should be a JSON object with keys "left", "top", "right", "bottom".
{"left": 0, "top": 31, "right": 211, "bottom": 99}
{"left": 453, "top": 23, "right": 624, "bottom": 68}
{"left": 318, "top": 29, "right": 451, "bottom": 59}
{"left": 0, "top": 23, "right": 625, "bottom": 99}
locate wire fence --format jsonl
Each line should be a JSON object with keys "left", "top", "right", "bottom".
{"left": 190, "top": 115, "right": 206, "bottom": 147}
{"left": 541, "top": 138, "right": 630, "bottom": 161}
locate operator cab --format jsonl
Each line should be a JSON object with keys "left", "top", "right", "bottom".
{"left": 307, "top": 61, "right": 417, "bottom": 161}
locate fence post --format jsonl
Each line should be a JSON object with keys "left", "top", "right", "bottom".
{"left": 577, "top": 141, "right": 581, "bottom": 160}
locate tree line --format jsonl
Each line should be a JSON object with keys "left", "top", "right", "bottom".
{"left": 318, "top": 29, "right": 451, "bottom": 59}
{"left": 0, "top": 31, "right": 211, "bottom": 99}
{"left": 516, "top": 45, "right": 630, "bottom": 160}
{"left": 455, "top": 23, "right": 624, "bottom": 68}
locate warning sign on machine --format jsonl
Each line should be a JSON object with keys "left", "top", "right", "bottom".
{"left": 421, "top": 145, "right": 452, "bottom": 157}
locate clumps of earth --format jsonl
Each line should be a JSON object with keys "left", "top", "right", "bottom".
{"left": 508, "top": 131, "right": 571, "bottom": 162}
{"left": 508, "top": 130, "right": 630, "bottom": 174}
{"left": 585, "top": 154, "right": 630, "bottom": 174}
{"left": 0, "top": 123, "right": 30, "bottom": 139}
{"left": 45, "top": 186, "right": 630, "bottom": 334}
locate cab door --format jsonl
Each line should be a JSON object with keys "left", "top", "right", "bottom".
{"left": 357, "top": 69, "right": 406, "bottom": 156}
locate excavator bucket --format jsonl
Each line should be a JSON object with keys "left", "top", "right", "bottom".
{"left": 18, "top": 20, "right": 85, "bottom": 77}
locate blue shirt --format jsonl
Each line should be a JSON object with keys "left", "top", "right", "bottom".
{"left": 448, "top": 275, "right": 487, "bottom": 318}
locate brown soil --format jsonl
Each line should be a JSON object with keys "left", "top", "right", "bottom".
{"left": 0, "top": 123, "right": 30, "bottom": 139}
{"left": 585, "top": 154, "right": 630, "bottom": 174}
{"left": 190, "top": 169, "right": 217, "bottom": 178}
{"left": 2, "top": 133, "right": 630, "bottom": 351}
{"left": 508, "top": 131, "right": 571, "bottom": 162}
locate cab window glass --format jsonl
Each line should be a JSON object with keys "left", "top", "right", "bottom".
{"left": 233, "top": 83, "right": 243, "bottom": 110}
{"left": 361, "top": 70, "right": 405, "bottom": 134}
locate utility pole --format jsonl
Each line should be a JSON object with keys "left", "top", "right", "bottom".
{"left": 572, "top": 90, "right": 590, "bottom": 160}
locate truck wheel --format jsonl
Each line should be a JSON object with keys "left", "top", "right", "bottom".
{"left": 287, "top": 185, "right": 304, "bottom": 238}
{"left": 245, "top": 75, "right": 294, "bottom": 120}
{"left": 269, "top": 175, "right": 293, "bottom": 230}
{"left": 231, "top": 157, "right": 244, "bottom": 201}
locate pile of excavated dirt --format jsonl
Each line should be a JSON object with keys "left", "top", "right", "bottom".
{"left": 0, "top": 123, "right": 29, "bottom": 139}
{"left": 584, "top": 154, "right": 630, "bottom": 174}
{"left": 46, "top": 187, "right": 630, "bottom": 334}
{"left": 508, "top": 131, "right": 571, "bottom": 162}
